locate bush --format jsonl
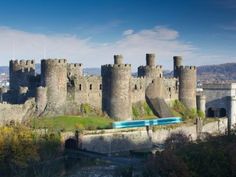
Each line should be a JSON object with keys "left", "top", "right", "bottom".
{"left": 132, "top": 101, "right": 154, "bottom": 119}
{"left": 80, "top": 103, "right": 93, "bottom": 115}
{"left": 143, "top": 150, "right": 190, "bottom": 177}
{"left": 75, "top": 123, "right": 85, "bottom": 132}
{"left": 171, "top": 100, "right": 198, "bottom": 120}
{"left": 144, "top": 133, "right": 236, "bottom": 177}
{"left": 0, "top": 125, "right": 39, "bottom": 173}
{"left": 197, "top": 110, "right": 205, "bottom": 119}
{"left": 0, "top": 125, "right": 62, "bottom": 177}
{"left": 165, "top": 131, "right": 190, "bottom": 150}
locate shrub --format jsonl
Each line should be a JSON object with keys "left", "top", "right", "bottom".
{"left": 197, "top": 110, "right": 205, "bottom": 119}
{"left": 171, "top": 100, "right": 198, "bottom": 120}
{"left": 80, "top": 103, "right": 93, "bottom": 115}
{"left": 165, "top": 131, "right": 190, "bottom": 150}
{"left": 132, "top": 101, "right": 154, "bottom": 119}
{"left": 143, "top": 150, "right": 190, "bottom": 177}
{"left": 0, "top": 125, "right": 62, "bottom": 177}
{"left": 75, "top": 123, "right": 85, "bottom": 132}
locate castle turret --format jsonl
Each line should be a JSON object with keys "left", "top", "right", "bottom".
{"left": 9, "top": 60, "right": 35, "bottom": 91}
{"left": 114, "top": 55, "right": 123, "bottom": 64}
{"left": 196, "top": 94, "right": 206, "bottom": 114}
{"left": 35, "top": 86, "right": 47, "bottom": 115}
{"left": 173, "top": 56, "right": 182, "bottom": 78}
{"left": 41, "top": 59, "right": 67, "bottom": 110}
{"left": 67, "top": 63, "right": 83, "bottom": 79}
{"left": 138, "top": 53, "right": 163, "bottom": 78}
{"left": 179, "top": 65, "right": 197, "bottom": 109}
{"left": 146, "top": 53, "right": 155, "bottom": 67}
{"left": 101, "top": 55, "right": 132, "bottom": 120}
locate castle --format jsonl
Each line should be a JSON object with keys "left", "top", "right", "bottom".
{"left": 0, "top": 53, "right": 199, "bottom": 123}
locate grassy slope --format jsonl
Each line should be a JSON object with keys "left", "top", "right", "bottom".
{"left": 31, "top": 116, "right": 113, "bottom": 131}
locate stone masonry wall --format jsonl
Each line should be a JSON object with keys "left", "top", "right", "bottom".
{"left": 61, "top": 118, "right": 227, "bottom": 154}
{"left": 0, "top": 98, "right": 35, "bottom": 125}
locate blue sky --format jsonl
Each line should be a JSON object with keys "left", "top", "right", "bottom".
{"left": 0, "top": 0, "right": 235, "bottom": 69}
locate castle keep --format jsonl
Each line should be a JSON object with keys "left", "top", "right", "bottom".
{"left": 0, "top": 53, "right": 198, "bottom": 123}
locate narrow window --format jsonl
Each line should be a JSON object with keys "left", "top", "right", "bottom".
{"left": 90, "top": 84, "right": 92, "bottom": 90}
{"left": 99, "top": 84, "right": 102, "bottom": 90}
{"left": 79, "top": 84, "right": 82, "bottom": 91}
{"left": 135, "top": 85, "right": 138, "bottom": 90}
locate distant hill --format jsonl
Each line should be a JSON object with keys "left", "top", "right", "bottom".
{"left": 0, "top": 66, "right": 9, "bottom": 74}
{"left": 197, "top": 63, "right": 236, "bottom": 83}
{"left": 0, "top": 63, "right": 236, "bottom": 83}
{"left": 84, "top": 68, "right": 101, "bottom": 76}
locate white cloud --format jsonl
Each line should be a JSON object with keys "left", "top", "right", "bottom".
{"left": 123, "top": 29, "right": 134, "bottom": 36}
{"left": 0, "top": 25, "right": 232, "bottom": 70}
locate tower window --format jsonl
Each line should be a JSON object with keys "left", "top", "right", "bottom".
{"left": 79, "top": 84, "right": 82, "bottom": 91}
{"left": 135, "top": 85, "right": 138, "bottom": 90}
{"left": 99, "top": 84, "right": 102, "bottom": 90}
{"left": 90, "top": 84, "right": 92, "bottom": 90}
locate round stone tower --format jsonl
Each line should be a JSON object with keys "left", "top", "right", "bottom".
{"left": 101, "top": 55, "right": 132, "bottom": 120}
{"left": 173, "top": 56, "right": 182, "bottom": 78}
{"left": 138, "top": 53, "right": 163, "bottom": 78}
{"left": 179, "top": 66, "right": 197, "bottom": 109}
{"left": 41, "top": 59, "right": 67, "bottom": 110}
{"left": 196, "top": 94, "right": 206, "bottom": 114}
{"left": 35, "top": 86, "right": 47, "bottom": 115}
{"left": 9, "top": 59, "right": 35, "bottom": 91}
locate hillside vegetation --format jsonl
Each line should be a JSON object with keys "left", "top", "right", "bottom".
{"left": 197, "top": 63, "right": 236, "bottom": 83}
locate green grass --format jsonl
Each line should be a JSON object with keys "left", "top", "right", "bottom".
{"left": 30, "top": 115, "right": 113, "bottom": 131}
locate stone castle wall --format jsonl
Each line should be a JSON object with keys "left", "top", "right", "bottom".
{"left": 0, "top": 99, "right": 35, "bottom": 125}
{"left": 131, "top": 77, "right": 146, "bottom": 103}
{"left": 61, "top": 118, "right": 227, "bottom": 154}
{"left": 163, "top": 77, "right": 179, "bottom": 102}
{"left": 71, "top": 75, "right": 102, "bottom": 109}
{"left": 0, "top": 53, "right": 198, "bottom": 122}
{"left": 67, "top": 63, "right": 83, "bottom": 79}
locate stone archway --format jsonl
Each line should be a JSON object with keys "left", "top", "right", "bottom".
{"left": 207, "top": 107, "right": 214, "bottom": 117}
{"left": 65, "top": 138, "right": 77, "bottom": 150}
{"left": 219, "top": 108, "right": 227, "bottom": 117}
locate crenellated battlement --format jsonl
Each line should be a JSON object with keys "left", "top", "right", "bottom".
{"left": 41, "top": 59, "right": 67, "bottom": 65}
{"left": 67, "top": 63, "right": 83, "bottom": 68}
{"left": 10, "top": 59, "right": 35, "bottom": 71}
{"left": 10, "top": 59, "right": 35, "bottom": 65}
{"left": 9, "top": 59, "right": 36, "bottom": 92}
{"left": 101, "top": 64, "right": 132, "bottom": 74}
{"left": 102, "top": 64, "right": 131, "bottom": 68}
{"left": 138, "top": 65, "right": 162, "bottom": 69}
{"left": 67, "top": 63, "right": 83, "bottom": 78}
{"left": 179, "top": 65, "right": 196, "bottom": 70}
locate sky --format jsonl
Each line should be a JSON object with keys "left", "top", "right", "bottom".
{"left": 0, "top": 0, "right": 235, "bottom": 70}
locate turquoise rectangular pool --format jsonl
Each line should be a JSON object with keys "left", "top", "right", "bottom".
{"left": 112, "top": 117, "right": 182, "bottom": 129}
